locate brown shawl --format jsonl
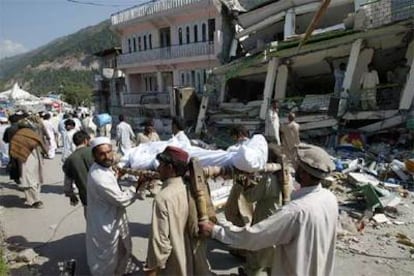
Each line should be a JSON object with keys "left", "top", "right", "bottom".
{"left": 10, "top": 128, "right": 47, "bottom": 162}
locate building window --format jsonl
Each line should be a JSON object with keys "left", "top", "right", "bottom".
{"left": 138, "top": 37, "right": 142, "bottom": 51}
{"left": 194, "top": 25, "right": 198, "bottom": 43}
{"left": 208, "top": 18, "right": 215, "bottom": 42}
{"left": 178, "top": 28, "right": 183, "bottom": 45}
{"left": 145, "top": 77, "right": 148, "bottom": 91}
{"left": 144, "top": 35, "right": 147, "bottom": 50}
{"left": 149, "top": 34, "right": 152, "bottom": 49}
{"left": 181, "top": 73, "right": 185, "bottom": 86}
{"left": 202, "top": 23, "right": 207, "bottom": 42}
{"left": 128, "top": 38, "right": 132, "bottom": 53}
{"left": 186, "top": 26, "right": 190, "bottom": 44}
{"left": 133, "top": 37, "right": 137, "bottom": 52}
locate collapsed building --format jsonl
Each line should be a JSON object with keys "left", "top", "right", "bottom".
{"left": 198, "top": 0, "right": 414, "bottom": 146}
{"left": 104, "top": 0, "right": 414, "bottom": 146}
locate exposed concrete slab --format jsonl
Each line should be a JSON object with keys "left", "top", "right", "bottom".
{"left": 300, "top": 118, "right": 338, "bottom": 130}
{"left": 291, "top": 114, "right": 331, "bottom": 123}
{"left": 342, "top": 110, "right": 398, "bottom": 120}
{"left": 358, "top": 115, "right": 404, "bottom": 132}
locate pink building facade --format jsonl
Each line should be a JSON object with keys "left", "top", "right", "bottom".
{"left": 111, "top": 0, "right": 225, "bottom": 110}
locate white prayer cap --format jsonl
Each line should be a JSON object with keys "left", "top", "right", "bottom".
{"left": 0, "top": 117, "right": 8, "bottom": 123}
{"left": 90, "top": 137, "right": 111, "bottom": 149}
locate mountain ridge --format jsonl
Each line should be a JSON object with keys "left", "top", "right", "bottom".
{"left": 0, "top": 20, "right": 120, "bottom": 105}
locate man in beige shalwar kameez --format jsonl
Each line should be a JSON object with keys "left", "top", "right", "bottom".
{"left": 281, "top": 112, "right": 300, "bottom": 164}
{"left": 86, "top": 137, "right": 138, "bottom": 276}
{"left": 136, "top": 119, "right": 160, "bottom": 145}
{"left": 144, "top": 146, "right": 212, "bottom": 276}
{"left": 10, "top": 127, "right": 47, "bottom": 208}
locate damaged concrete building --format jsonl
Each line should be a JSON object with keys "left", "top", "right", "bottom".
{"left": 200, "top": 0, "right": 414, "bottom": 144}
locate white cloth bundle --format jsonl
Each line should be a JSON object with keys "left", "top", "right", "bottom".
{"left": 120, "top": 134, "right": 268, "bottom": 173}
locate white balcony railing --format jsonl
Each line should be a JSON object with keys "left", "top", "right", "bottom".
{"left": 111, "top": 0, "right": 206, "bottom": 25}
{"left": 118, "top": 42, "right": 215, "bottom": 66}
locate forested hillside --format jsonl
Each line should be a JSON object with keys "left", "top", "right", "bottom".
{"left": 0, "top": 20, "right": 120, "bottom": 105}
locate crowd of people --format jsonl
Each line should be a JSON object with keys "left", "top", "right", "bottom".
{"left": 1, "top": 106, "right": 340, "bottom": 276}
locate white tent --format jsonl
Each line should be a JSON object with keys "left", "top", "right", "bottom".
{"left": 0, "top": 83, "right": 40, "bottom": 101}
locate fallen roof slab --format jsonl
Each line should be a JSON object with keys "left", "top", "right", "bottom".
{"left": 343, "top": 110, "right": 398, "bottom": 120}
{"left": 358, "top": 115, "right": 404, "bottom": 133}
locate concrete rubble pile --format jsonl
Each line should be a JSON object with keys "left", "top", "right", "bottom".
{"left": 320, "top": 134, "right": 414, "bottom": 261}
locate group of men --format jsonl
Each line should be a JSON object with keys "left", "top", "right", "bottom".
{"left": 56, "top": 114, "right": 195, "bottom": 275}
{"left": 2, "top": 107, "right": 339, "bottom": 276}
{"left": 64, "top": 116, "right": 204, "bottom": 275}
{"left": 265, "top": 99, "right": 301, "bottom": 162}
{"left": 77, "top": 110, "right": 338, "bottom": 276}
{"left": 115, "top": 114, "right": 161, "bottom": 156}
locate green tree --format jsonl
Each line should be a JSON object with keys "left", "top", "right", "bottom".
{"left": 62, "top": 83, "right": 92, "bottom": 107}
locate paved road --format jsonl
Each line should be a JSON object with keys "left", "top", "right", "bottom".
{"left": 0, "top": 152, "right": 240, "bottom": 275}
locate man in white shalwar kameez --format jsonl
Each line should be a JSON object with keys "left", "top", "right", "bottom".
{"left": 86, "top": 137, "right": 138, "bottom": 276}
{"left": 265, "top": 100, "right": 281, "bottom": 145}
{"left": 62, "top": 119, "right": 77, "bottom": 162}
{"left": 200, "top": 144, "right": 338, "bottom": 276}
{"left": 116, "top": 114, "right": 135, "bottom": 155}
{"left": 42, "top": 113, "right": 58, "bottom": 159}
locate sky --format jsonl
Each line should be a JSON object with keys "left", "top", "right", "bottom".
{"left": 0, "top": 0, "right": 150, "bottom": 59}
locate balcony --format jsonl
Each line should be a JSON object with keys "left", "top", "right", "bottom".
{"left": 111, "top": 0, "right": 206, "bottom": 25}
{"left": 358, "top": 0, "right": 414, "bottom": 29}
{"left": 123, "top": 92, "right": 170, "bottom": 107}
{"left": 118, "top": 42, "right": 214, "bottom": 66}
